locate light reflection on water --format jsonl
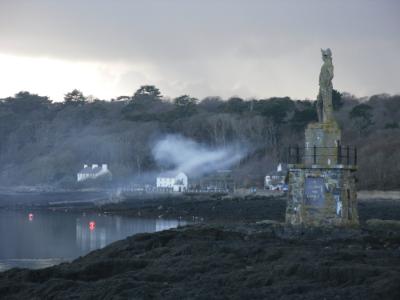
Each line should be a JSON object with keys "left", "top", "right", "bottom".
{"left": 75, "top": 215, "right": 184, "bottom": 253}
{"left": 0, "top": 210, "right": 186, "bottom": 271}
{"left": 0, "top": 258, "right": 67, "bottom": 272}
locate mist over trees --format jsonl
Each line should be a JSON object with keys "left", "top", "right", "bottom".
{"left": 0, "top": 86, "right": 399, "bottom": 190}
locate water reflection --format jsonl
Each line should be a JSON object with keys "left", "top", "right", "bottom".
{"left": 0, "top": 258, "right": 67, "bottom": 272}
{"left": 0, "top": 210, "right": 186, "bottom": 271}
{"left": 75, "top": 215, "right": 183, "bottom": 253}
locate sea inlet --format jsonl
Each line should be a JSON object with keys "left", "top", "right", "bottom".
{"left": 0, "top": 209, "right": 186, "bottom": 271}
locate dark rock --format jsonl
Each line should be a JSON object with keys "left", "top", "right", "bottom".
{"left": 1, "top": 222, "right": 400, "bottom": 299}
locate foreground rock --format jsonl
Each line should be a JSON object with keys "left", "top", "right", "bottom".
{"left": 1, "top": 222, "right": 400, "bottom": 300}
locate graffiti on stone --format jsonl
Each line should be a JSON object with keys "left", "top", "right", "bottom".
{"left": 304, "top": 177, "right": 325, "bottom": 207}
{"left": 333, "top": 189, "right": 342, "bottom": 216}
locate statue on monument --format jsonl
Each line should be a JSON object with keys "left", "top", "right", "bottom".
{"left": 317, "top": 48, "right": 334, "bottom": 123}
{"left": 286, "top": 48, "right": 358, "bottom": 227}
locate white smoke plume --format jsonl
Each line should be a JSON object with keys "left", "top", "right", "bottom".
{"left": 152, "top": 134, "right": 247, "bottom": 177}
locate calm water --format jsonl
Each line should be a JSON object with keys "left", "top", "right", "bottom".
{"left": 0, "top": 210, "right": 186, "bottom": 271}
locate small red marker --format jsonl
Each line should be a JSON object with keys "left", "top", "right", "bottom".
{"left": 89, "top": 221, "right": 96, "bottom": 231}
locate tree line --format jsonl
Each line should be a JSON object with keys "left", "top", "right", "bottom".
{"left": 0, "top": 86, "right": 399, "bottom": 190}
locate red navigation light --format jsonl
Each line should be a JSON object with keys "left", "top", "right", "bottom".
{"left": 28, "top": 213, "right": 34, "bottom": 221}
{"left": 89, "top": 221, "right": 96, "bottom": 231}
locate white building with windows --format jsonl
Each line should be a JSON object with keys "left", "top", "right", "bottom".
{"left": 265, "top": 163, "right": 287, "bottom": 191}
{"left": 77, "top": 164, "right": 111, "bottom": 182}
{"left": 156, "top": 171, "right": 188, "bottom": 192}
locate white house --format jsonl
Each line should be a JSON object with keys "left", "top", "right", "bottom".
{"left": 156, "top": 171, "right": 188, "bottom": 192}
{"left": 77, "top": 164, "right": 111, "bottom": 182}
{"left": 265, "top": 163, "right": 287, "bottom": 191}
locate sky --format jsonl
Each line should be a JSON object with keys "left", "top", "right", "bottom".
{"left": 0, "top": 0, "right": 399, "bottom": 101}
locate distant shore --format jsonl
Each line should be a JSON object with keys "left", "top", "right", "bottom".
{"left": 0, "top": 189, "right": 110, "bottom": 209}
{"left": 1, "top": 188, "right": 400, "bottom": 223}
{"left": 1, "top": 186, "right": 398, "bottom": 203}
{"left": 357, "top": 190, "right": 400, "bottom": 200}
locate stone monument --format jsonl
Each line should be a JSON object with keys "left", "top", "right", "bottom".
{"left": 285, "top": 49, "right": 359, "bottom": 227}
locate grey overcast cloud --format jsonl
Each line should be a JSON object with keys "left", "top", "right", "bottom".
{"left": 0, "top": 0, "right": 399, "bottom": 101}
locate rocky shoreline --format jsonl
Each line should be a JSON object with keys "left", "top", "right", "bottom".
{"left": 16, "top": 191, "right": 400, "bottom": 224}
{"left": 102, "top": 193, "right": 400, "bottom": 224}
{"left": 100, "top": 194, "right": 287, "bottom": 224}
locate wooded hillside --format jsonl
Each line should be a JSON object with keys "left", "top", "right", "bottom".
{"left": 0, "top": 87, "right": 399, "bottom": 190}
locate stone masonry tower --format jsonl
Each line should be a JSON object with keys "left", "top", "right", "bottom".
{"left": 285, "top": 49, "right": 359, "bottom": 227}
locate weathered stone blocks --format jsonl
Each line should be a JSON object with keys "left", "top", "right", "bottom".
{"left": 286, "top": 121, "right": 358, "bottom": 227}
{"left": 304, "top": 121, "right": 341, "bottom": 166}
{"left": 286, "top": 166, "right": 358, "bottom": 227}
